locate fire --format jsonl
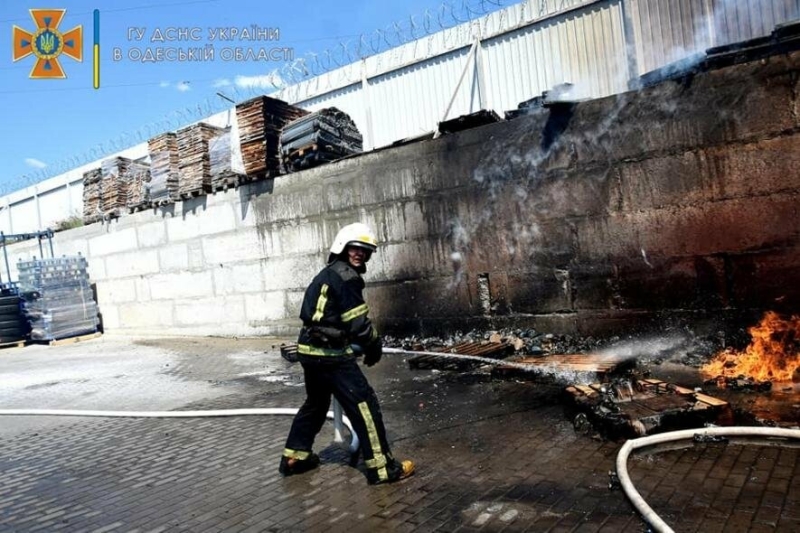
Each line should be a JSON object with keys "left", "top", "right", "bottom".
{"left": 702, "top": 311, "right": 800, "bottom": 382}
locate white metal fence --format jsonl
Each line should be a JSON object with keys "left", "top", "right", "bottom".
{"left": 2, "top": 0, "right": 798, "bottom": 235}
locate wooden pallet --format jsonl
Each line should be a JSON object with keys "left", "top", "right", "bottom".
{"left": 639, "top": 378, "right": 729, "bottom": 409}
{"left": 407, "top": 341, "right": 513, "bottom": 371}
{"left": 565, "top": 377, "right": 732, "bottom": 438}
{"left": 0, "top": 339, "right": 26, "bottom": 351}
{"left": 283, "top": 143, "right": 348, "bottom": 163}
{"left": 280, "top": 344, "right": 299, "bottom": 363}
{"left": 211, "top": 175, "right": 241, "bottom": 193}
{"left": 287, "top": 143, "right": 319, "bottom": 159}
{"left": 127, "top": 202, "right": 153, "bottom": 214}
{"left": 178, "top": 188, "right": 209, "bottom": 200}
{"left": 151, "top": 198, "right": 175, "bottom": 208}
{"left": 47, "top": 331, "right": 102, "bottom": 347}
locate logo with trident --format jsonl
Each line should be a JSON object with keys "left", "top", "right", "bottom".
{"left": 13, "top": 9, "right": 83, "bottom": 79}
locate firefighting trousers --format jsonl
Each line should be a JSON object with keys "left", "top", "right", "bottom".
{"left": 283, "top": 356, "right": 394, "bottom": 478}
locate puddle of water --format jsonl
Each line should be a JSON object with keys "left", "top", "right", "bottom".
{"left": 729, "top": 381, "right": 800, "bottom": 427}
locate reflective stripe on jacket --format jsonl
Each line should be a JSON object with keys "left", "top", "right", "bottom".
{"left": 297, "top": 259, "right": 380, "bottom": 357}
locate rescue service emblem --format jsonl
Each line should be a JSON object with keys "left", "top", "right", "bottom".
{"left": 12, "top": 9, "right": 83, "bottom": 79}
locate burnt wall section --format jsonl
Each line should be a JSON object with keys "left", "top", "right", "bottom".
{"left": 277, "top": 49, "right": 800, "bottom": 337}
{"left": 6, "top": 50, "right": 798, "bottom": 339}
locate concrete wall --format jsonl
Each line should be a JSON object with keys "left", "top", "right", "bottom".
{"left": 8, "top": 49, "right": 800, "bottom": 338}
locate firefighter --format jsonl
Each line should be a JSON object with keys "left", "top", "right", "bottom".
{"left": 279, "top": 222, "right": 415, "bottom": 485}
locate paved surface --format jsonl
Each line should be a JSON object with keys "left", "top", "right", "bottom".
{"left": 0, "top": 336, "right": 798, "bottom": 532}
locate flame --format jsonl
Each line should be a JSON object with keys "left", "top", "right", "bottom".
{"left": 702, "top": 311, "right": 800, "bottom": 382}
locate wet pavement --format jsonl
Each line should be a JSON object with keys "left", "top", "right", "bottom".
{"left": 0, "top": 335, "right": 798, "bottom": 532}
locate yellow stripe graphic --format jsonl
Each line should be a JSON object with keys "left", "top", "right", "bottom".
{"left": 359, "top": 402, "right": 387, "bottom": 480}
{"left": 93, "top": 44, "right": 99, "bottom": 89}
{"left": 312, "top": 284, "right": 329, "bottom": 322}
{"left": 297, "top": 344, "right": 353, "bottom": 357}
{"left": 283, "top": 448, "right": 309, "bottom": 460}
{"left": 341, "top": 303, "right": 368, "bottom": 322}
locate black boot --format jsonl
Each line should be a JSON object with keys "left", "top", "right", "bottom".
{"left": 279, "top": 453, "right": 320, "bottom": 476}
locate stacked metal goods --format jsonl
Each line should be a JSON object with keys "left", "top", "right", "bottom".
{"left": 209, "top": 127, "right": 246, "bottom": 190}
{"left": 235, "top": 96, "right": 308, "bottom": 178}
{"left": 82, "top": 168, "right": 103, "bottom": 224}
{"left": 0, "top": 289, "right": 27, "bottom": 344}
{"left": 148, "top": 132, "right": 180, "bottom": 204}
{"left": 280, "top": 107, "right": 362, "bottom": 172}
{"left": 176, "top": 123, "right": 226, "bottom": 197}
{"left": 18, "top": 255, "right": 100, "bottom": 342}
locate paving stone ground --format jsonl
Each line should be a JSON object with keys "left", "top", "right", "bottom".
{"left": 0, "top": 336, "right": 797, "bottom": 532}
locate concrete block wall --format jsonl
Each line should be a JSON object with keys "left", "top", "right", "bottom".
{"left": 6, "top": 49, "right": 800, "bottom": 338}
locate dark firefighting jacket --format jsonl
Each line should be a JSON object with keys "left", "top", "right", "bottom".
{"left": 297, "top": 258, "right": 380, "bottom": 357}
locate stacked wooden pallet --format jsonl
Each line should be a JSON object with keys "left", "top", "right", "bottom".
{"left": 100, "top": 157, "right": 134, "bottom": 216}
{"left": 148, "top": 132, "right": 180, "bottom": 204}
{"left": 208, "top": 127, "right": 246, "bottom": 191}
{"left": 82, "top": 168, "right": 102, "bottom": 224}
{"left": 125, "top": 160, "right": 152, "bottom": 211}
{"left": 176, "top": 123, "right": 225, "bottom": 197}
{"left": 236, "top": 96, "right": 308, "bottom": 178}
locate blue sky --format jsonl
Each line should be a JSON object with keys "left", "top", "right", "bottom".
{"left": 0, "top": 0, "right": 505, "bottom": 193}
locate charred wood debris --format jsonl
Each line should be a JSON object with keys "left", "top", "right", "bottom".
{"left": 383, "top": 327, "right": 792, "bottom": 439}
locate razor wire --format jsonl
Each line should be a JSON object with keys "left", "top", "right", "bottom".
{"left": 278, "top": 0, "right": 514, "bottom": 85}
{"left": 2, "top": 0, "right": 583, "bottom": 195}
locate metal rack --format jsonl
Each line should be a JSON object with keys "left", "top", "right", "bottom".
{"left": 0, "top": 229, "right": 55, "bottom": 294}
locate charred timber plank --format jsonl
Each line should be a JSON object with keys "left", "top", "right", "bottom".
{"left": 694, "top": 393, "right": 729, "bottom": 407}
{"left": 407, "top": 353, "right": 477, "bottom": 371}
{"left": 439, "top": 341, "right": 511, "bottom": 358}
{"left": 568, "top": 384, "right": 598, "bottom": 396}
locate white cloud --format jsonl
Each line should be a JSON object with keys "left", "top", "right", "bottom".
{"left": 159, "top": 81, "right": 170, "bottom": 88}
{"left": 176, "top": 81, "right": 191, "bottom": 92}
{"left": 24, "top": 158, "right": 47, "bottom": 169}
{"left": 213, "top": 78, "right": 232, "bottom": 88}
{"left": 234, "top": 71, "right": 284, "bottom": 90}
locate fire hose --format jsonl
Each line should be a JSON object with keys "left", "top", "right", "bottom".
{"left": 615, "top": 426, "right": 800, "bottom": 533}
{"left": 0, "top": 347, "right": 535, "bottom": 455}
{"left": 4, "top": 345, "right": 797, "bottom": 532}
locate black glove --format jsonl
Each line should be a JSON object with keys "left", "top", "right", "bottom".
{"left": 363, "top": 343, "right": 382, "bottom": 367}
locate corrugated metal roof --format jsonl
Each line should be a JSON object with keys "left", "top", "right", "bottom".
{"left": 282, "top": 0, "right": 628, "bottom": 150}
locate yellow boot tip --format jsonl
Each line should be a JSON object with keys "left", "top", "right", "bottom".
{"left": 400, "top": 460, "right": 416, "bottom": 478}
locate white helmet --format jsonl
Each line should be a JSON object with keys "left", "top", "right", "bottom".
{"left": 329, "top": 222, "right": 378, "bottom": 256}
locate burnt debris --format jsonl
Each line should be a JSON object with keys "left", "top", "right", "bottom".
{"left": 565, "top": 377, "right": 732, "bottom": 440}
{"left": 704, "top": 375, "right": 773, "bottom": 392}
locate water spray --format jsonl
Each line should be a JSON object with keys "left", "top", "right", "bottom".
{"left": 383, "top": 346, "right": 593, "bottom": 384}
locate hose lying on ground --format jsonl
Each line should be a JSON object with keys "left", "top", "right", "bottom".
{"left": 616, "top": 426, "right": 800, "bottom": 533}
{"left": 0, "top": 348, "right": 501, "bottom": 456}
{"left": 0, "top": 407, "right": 360, "bottom": 453}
